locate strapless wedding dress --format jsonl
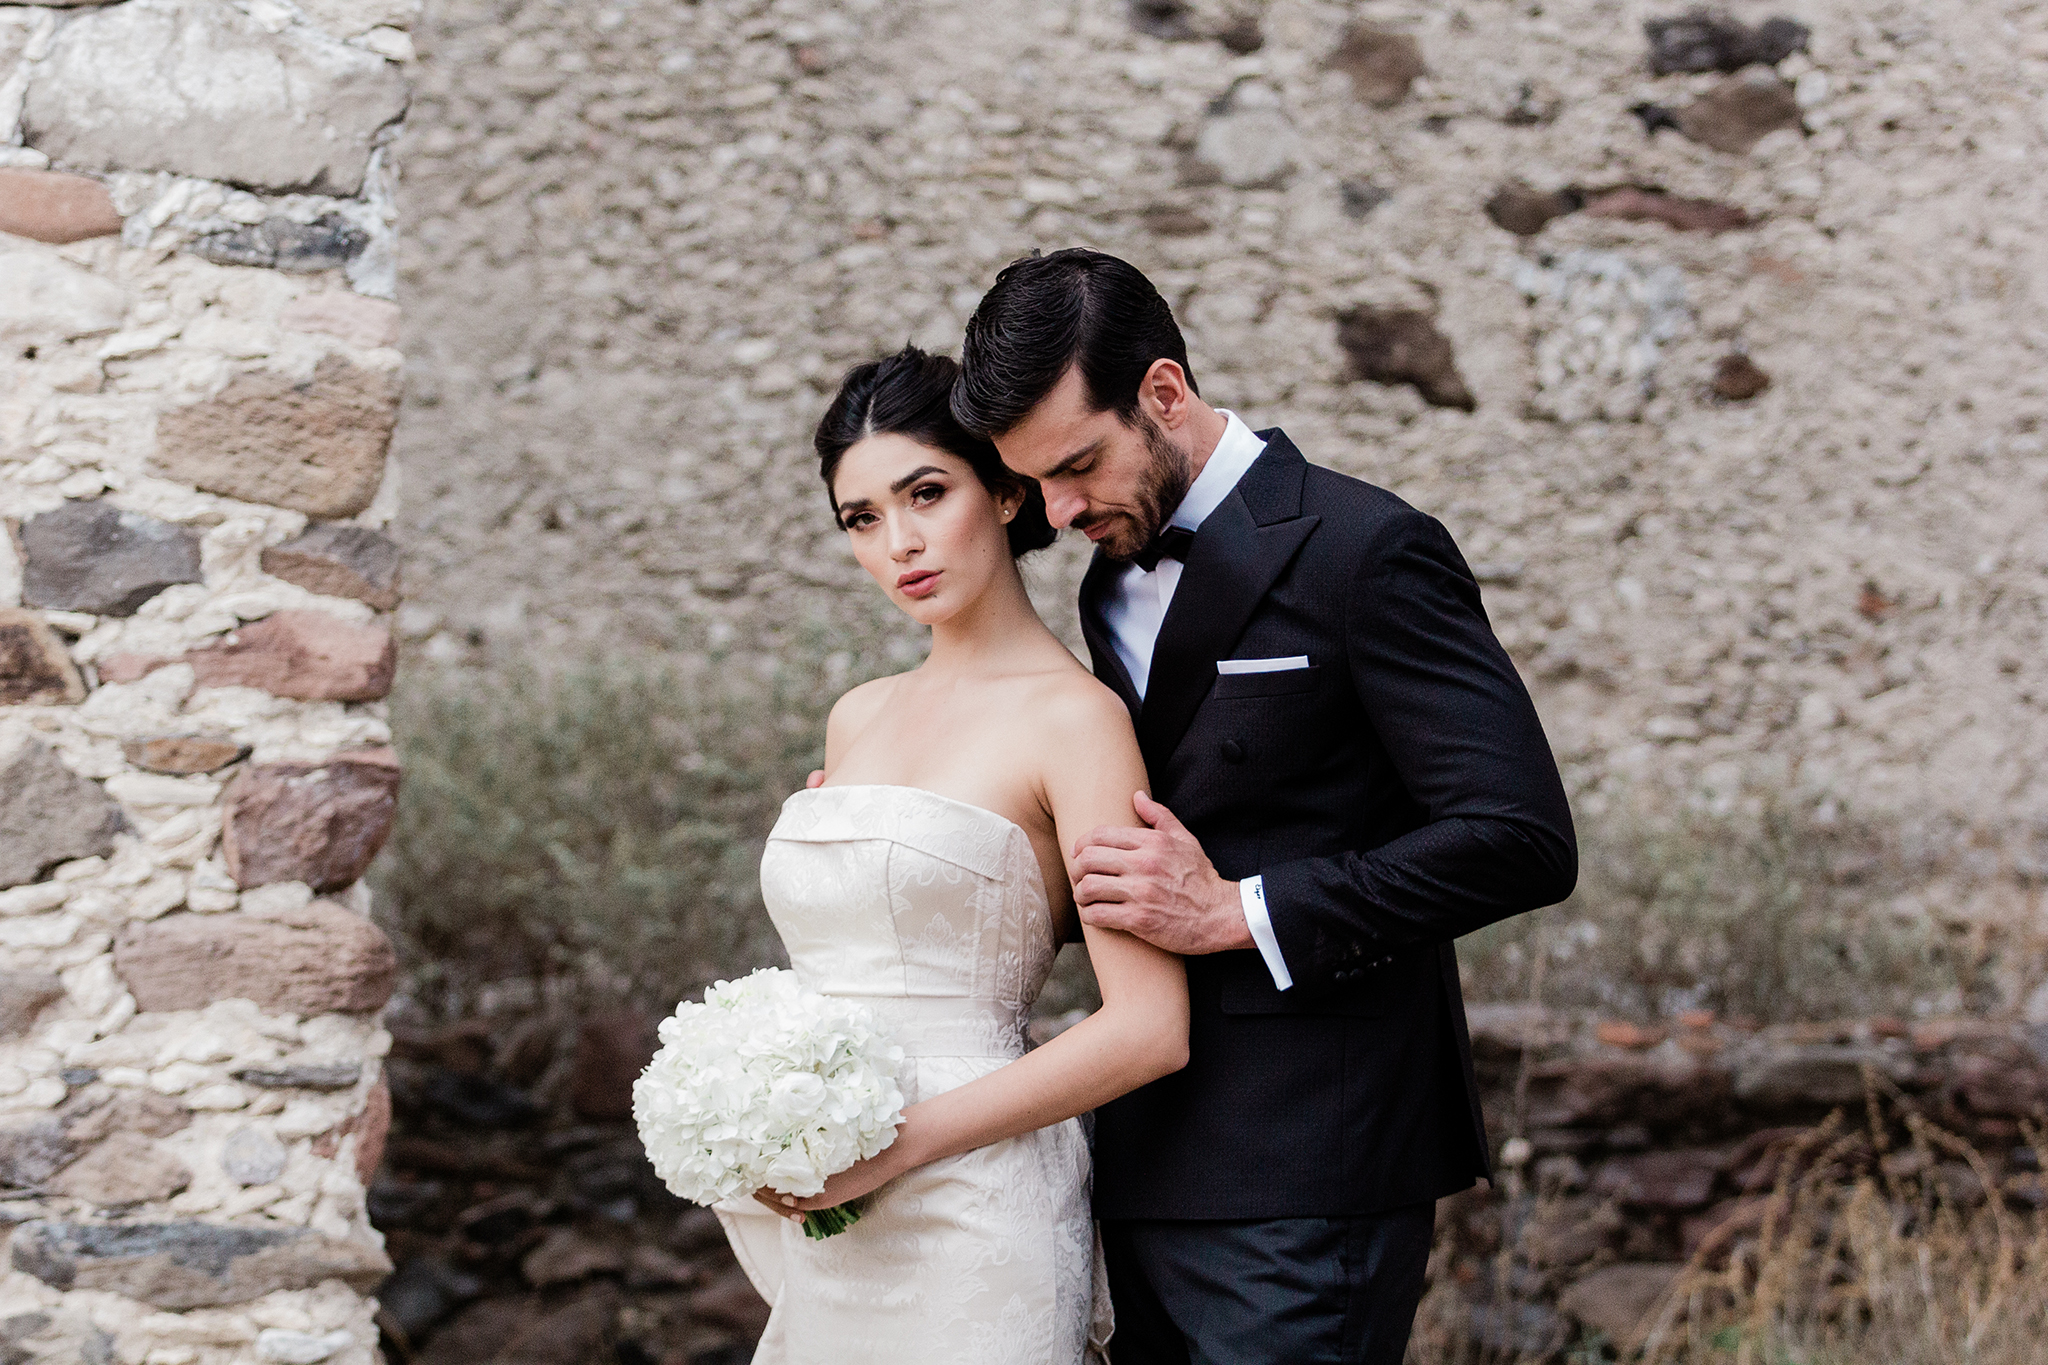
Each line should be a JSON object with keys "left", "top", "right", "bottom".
{"left": 715, "top": 785, "right": 1111, "bottom": 1364}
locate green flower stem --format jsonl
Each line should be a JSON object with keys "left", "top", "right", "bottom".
{"left": 801, "top": 1201, "right": 862, "bottom": 1239}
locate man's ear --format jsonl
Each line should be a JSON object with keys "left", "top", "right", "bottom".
{"left": 1138, "top": 358, "right": 1193, "bottom": 429}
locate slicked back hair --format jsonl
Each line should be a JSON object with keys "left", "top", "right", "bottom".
{"left": 951, "top": 248, "right": 1197, "bottom": 440}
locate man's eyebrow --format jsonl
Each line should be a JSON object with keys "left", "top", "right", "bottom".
{"left": 889, "top": 465, "right": 946, "bottom": 494}
{"left": 1043, "top": 440, "right": 1103, "bottom": 480}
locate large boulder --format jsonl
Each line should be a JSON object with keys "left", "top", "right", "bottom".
{"left": 113, "top": 901, "right": 398, "bottom": 1015}
{"left": 20, "top": 0, "right": 408, "bottom": 196}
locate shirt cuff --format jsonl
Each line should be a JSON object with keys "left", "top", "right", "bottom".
{"left": 1239, "top": 875, "right": 1293, "bottom": 991}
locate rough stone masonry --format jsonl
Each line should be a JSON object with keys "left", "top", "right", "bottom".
{"left": 1, "top": 0, "right": 411, "bottom": 1358}
{"left": 392, "top": 0, "right": 2048, "bottom": 1012}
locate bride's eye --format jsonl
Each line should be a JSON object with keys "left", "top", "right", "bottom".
{"left": 910, "top": 483, "right": 944, "bottom": 506}
{"left": 842, "top": 510, "right": 878, "bottom": 531}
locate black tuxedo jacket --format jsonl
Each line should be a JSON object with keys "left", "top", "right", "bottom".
{"left": 1081, "top": 429, "right": 1576, "bottom": 1221}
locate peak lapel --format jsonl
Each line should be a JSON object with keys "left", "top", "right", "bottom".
{"left": 1137, "top": 438, "right": 1318, "bottom": 762}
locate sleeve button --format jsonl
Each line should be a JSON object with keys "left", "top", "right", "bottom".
{"left": 1220, "top": 739, "right": 1246, "bottom": 763}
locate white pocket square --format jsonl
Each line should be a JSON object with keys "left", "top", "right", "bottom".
{"left": 1216, "top": 656, "right": 1310, "bottom": 675}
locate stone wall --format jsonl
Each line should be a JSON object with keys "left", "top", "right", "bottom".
{"left": 392, "top": 0, "right": 2048, "bottom": 1002}
{"left": 1, "top": 0, "right": 410, "bottom": 1359}
{"left": 1443, "top": 1004, "right": 2048, "bottom": 1354}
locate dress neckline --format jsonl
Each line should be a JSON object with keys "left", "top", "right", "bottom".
{"left": 791, "top": 783, "right": 1033, "bottom": 843}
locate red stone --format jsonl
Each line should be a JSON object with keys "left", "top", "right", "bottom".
{"left": 113, "top": 901, "right": 398, "bottom": 1015}
{"left": 221, "top": 749, "right": 400, "bottom": 891}
{"left": 96, "top": 653, "right": 173, "bottom": 685}
{"left": 1712, "top": 354, "right": 1771, "bottom": 400}
{"left": 0, "top": 168, "right": 123, "bottom": 244}
{"left": 1329, "top": 23, "right": 1424, "bottom": 107}
{"left": 1582, "top": 186, "right": 1749, "bottom": 233}
{"left": 1591, "top": 1148, "right": 1725, "bottom": 1209}
{"left": 122, "top": 735, "right": 249, "bottom": 775}
{"left": 1595, "top": 1019, "right": 1667, "bottom": 1050}
{"left": 314, "top": 1075, "right": 390, "bottom": 1183}
{"left": 186, "top": 610, "right": 395, "bottom": 702}
{"left": 1335, "top": 307, "right": 1476, "bottom": 411}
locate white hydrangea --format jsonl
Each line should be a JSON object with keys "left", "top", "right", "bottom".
{"left": 634, "top": 968, "right": 905, "bottom": 1205}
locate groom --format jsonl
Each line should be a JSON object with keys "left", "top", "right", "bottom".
{"left": 952, "top": 249, "right": 1577, "bottom": 1363}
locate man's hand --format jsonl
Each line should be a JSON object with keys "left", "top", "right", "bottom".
{"left": 1071, "top": 792, "right": 1250, "bottom": 956}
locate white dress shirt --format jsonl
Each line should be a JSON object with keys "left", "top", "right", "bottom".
{"left": 1099, "top": 410, "right": 1294, "bottom": 991}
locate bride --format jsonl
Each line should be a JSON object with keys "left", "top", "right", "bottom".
{"left": 713, "top": 346, "right": 1189, "bottom": 1363}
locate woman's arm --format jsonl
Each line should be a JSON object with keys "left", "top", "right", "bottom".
{"left": 763, "top": 680, "right": 1187, "bottom": 1218}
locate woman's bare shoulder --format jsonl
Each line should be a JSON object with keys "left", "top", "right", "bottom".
{"left": 1019, "top": 663, "right": 1139, "bottom": 753}
{"left": 827, "top": 672, "right": 906, "bottom": 743}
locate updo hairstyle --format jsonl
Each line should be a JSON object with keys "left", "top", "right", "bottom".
{"left": 814, "top": 346, "right": 1057, "bottom": 557}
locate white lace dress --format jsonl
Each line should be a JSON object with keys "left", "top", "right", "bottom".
{"left": 715, "top": 785, "right": 1112, "bottom": 1365}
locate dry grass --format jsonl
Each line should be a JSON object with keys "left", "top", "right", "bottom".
{"left": 1410, "top": 1108, "right": 2048, "bottom": 1365}
{"left": 1640, "top": 1121, "right": 2048, "bottom": 1365}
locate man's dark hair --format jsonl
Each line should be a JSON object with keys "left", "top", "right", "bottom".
{"left": 952, "top": 248, "right": 1196, "bottom": 439}
{"left": 814, "top": 345, "right": 1057, "bottom": 556}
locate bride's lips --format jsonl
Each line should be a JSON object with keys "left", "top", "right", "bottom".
{"left": 896, "top": 569, "right": 941, "bottom": 599}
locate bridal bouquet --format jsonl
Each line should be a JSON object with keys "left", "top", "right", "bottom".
{"left": 633, "top": 967, "right": 906, "bottom": 1239}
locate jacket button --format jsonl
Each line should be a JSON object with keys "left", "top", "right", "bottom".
{"left": 1220, "top": 740, "right": 1245, "bottom": 763}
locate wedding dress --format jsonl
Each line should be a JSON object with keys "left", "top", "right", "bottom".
{"left": 715, "top": 784, "right": 1112, "bottom": 1364}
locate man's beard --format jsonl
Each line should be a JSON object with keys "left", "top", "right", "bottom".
{"left": 1080, "top": 416, "right": 1194, "bottom": 564}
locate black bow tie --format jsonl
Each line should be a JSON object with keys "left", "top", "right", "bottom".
{"left": 1132, "top": 525, "right": 1195, "bottom": 573}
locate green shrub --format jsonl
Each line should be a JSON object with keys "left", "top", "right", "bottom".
{"left": 373, "top": 630, "right": 904, "bottom": 1009}
{"left": 1458, "top": 796, "right": 1978, "bottom": 1022}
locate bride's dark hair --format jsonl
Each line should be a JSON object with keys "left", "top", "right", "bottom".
{"left": 814, "top": 345, "right": 1057, "bottom": 557}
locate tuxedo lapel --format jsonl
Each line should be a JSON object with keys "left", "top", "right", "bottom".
{"left": 1077, "top": 551, "right": 1141, "bottom": 720}
{"left": 1137, "top": 434, "right": 1317, "bottom": 762}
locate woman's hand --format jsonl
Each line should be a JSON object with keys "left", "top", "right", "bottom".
{"left": 749, "top": 1141, "right": 913, "bottom": 1223}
